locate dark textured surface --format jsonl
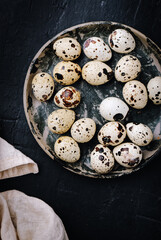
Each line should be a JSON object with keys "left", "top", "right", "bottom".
{"left": 0, "top": 0, "right": 161, "bottom": 239}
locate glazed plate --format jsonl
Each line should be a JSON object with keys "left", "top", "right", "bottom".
{"left": 23, "top": 21, "right": 161, "bottom": 178}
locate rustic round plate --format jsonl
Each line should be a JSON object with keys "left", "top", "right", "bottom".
{"left": 23, "top": 21, "right": 161, "bottom": 178}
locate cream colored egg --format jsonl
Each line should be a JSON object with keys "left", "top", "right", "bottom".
{"left": 53, "top": 61, "right": 81, "bottom": 85}
{"left": 32, "top": 72, "right": 54, "bottom": 101}
{"left": 48, "top": 109, "right": 75, "bottom": 134}
{"left": 147, "top": 76, "right": 161, "bottom": 105}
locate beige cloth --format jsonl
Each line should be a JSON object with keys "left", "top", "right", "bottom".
{"left": 0, "top": 138, "right": 38, "bottom": 179}
{"left": 0, "top": 190, "right": 69, "bottom": 240}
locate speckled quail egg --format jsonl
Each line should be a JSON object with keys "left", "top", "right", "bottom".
{"left": 108, "top": 29, "right": 135, "bottom": 53}
{"left": 71, "top": 118, "right": 96, "bottom": 143}
{"left": 147, "top": 76, "right": 161, "bottom": 105}
{"left": 123, "top": 80, "right": 148, "bottom": 109}
{"left": 115, "top": 55, "right": 141, "bottom": 82}
{"left": 100, "top": 97, "right": 129, "bottom": 121}
{"left": 98, "top": 122, "right": 126, "bottom": 146}
{"left": 82, "top": 60, "right": 113, "bottom": 85}
{"left": 48, "top": 109, "right": 75, "bottom": 134}
{"left": 83, "top": 37, "right": 112, "bottom": 62}
{"left": 53, "top": 61, "right": 81, "bottom": 85}
{"left": 32, "top": 72, "right": 54, "bottom": 101}
{"left": 54, "top": 136, "right": 80, "bottom": 162}
{"left": 126, "top": 122, "right": 153, "bottom": 146}
{"left": 53, "top": 37, "right": 81, "bottom": 61}
{"left": 54, "top": 86, "right": 81, "bottom": 109}
{"left": 113, "top": 142, "right": 142, "bottom": 168}
{"left": 90, "top": 144, "right": 115, "bottom": 174}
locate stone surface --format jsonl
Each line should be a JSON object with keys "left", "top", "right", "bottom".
{"left": 0, "top": 0, "right": 161, "bottom": 239}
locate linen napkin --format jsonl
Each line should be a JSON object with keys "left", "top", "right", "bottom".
{"left": 0, "top": 137, "right": 38, "bottom": 179}
{"left": 0, "top": 190, "right": 69, "bottom": 240}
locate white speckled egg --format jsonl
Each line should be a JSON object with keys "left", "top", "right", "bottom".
{"left": 115, "top": 55, "right": 141, "bottom": 82}
{"left": 48, "top": 109, "right": 75, "bottom": 134}
{"left": 83, "top": 37, "right": 112, "bottom": 62}
{"left": 90, "top": 144, "right": 115, "bottom": 174}
{"left": 53, "top": 61, "right": 81, "bottom": 85}
{"left": 108, "top": 29, "right": 135, "bottom": 53}
{"left": 82, "top": 60, "right": 113, "bottom": 85}
{"left": 32, "top": 72, "right": 54, "bottom": 101}
{"left": 123, "top": 80, "right": 148, "bottom": 109}
{"left": 54, "top": 136, "right": 80, "bottom": 163}
{"left": 126, "top": 122, "right": 153, "bottom": 146}
{"left": 147, "top": 76, "right": 161, "bottom": 105}
{"left": 53, "top": 37, "right": 81, "bottom": 61}
{"left": 113, "top": 142, "right": 142, "bottom": 168}
{"left": 100, "top": 97, "right": 129, "bottom": 121}
{"left": 54, "top": 86, "right": 81, "bottom": 109}
{"left": 71, "top": 118, "right": 96, "bottom": 143}
{"left": 98, "top": 122, "right": 126, "bottom": 146}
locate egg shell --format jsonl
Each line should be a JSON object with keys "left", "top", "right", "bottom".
{"left": 54, "top": 86, "right": 81, "bottom": 109}
{"left": 123, "top": 80, "right": 148, "bottom": 109}
{"left": 54, "top": 136, "right": 80, "bottom": 163}
{"left": 53, "top": 61, "right": 81, "bottom": 85}
{"left": 147, "top": 76, "right": 161, "bottom": 105}
{"left": 83, "top": 37, "right": 112, "bottom": 62}
{"left": 71, "top": 118, "right": 96, "bottom": 143}
{"left": 48, "top": 109, "right": 75, "bottom": 134}
{"left": 82, "top": 60, "right": 113, "bottom": 85}
{"left": 126, "top": 122, "right": 153, "bottom": 146}
{"left": 53, "top": 37, "right": 81, "bottom": 61}
{"left": 90, "top": 144, "right": 115, "bottom": 174}
{"left": 98, "top": 122, "right": 126, "bottom": 146}
{"left": 115, "top": 55, "right": 141, "bottom": 82}
{"left": 100, "top": 97, "right": 129, "bottom": 121}
{"left": 32, "top": 72, "right": 54, "bottom": 101}
{"left": 113, "top": 142, "right": 142, "bottom": 168}
{"left": 108, "top": 29, "right": 135, "bottom": 53}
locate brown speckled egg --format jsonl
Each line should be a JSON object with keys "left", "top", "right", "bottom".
{"left": 54, "top": 136, "right": 80, "bottom": 163}
{"left": 32, "top": 72, "right": 54, "bottom": 101}
{"left": 113, "top": 142, "right": 142, "bottom": 168}
{"left": 53, "top": 61, "right": 81, "bottom": 85}
{"left": 48, "top": 109, "right": 75, "bottom": 134}
{"left": 53, "top": 37, "right": 81, "bottom": 61}
{"left": 82, "top": 60, "right": 113, "bottom": 85}
{"left": 123, "top": 80, "right": 148, "bottom": 109}
{"left": 115, "top": 55, "right": 141, "bottom": 82}
{"left": 91, "top": 144, "right": 115, "bottom": 174}
{"left": 147, "top": 76, "right": 161, "bottom": 105}
{"left": 54, "top": 86, "right": 81, "bottom": 109}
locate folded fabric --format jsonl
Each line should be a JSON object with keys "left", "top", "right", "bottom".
{"left": 0, "top": 190, "right": 69, "bottom": 240}
{"left": 0, "top": 137, "right": 38, "bottom": 180}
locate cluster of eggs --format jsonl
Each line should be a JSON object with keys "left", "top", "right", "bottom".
{"left": 32, "top": 29, "right": 161, "bottom": 175}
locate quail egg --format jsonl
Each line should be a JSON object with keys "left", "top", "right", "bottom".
{"left": 98, "top": 122, "right": 126, "bottom": 146}
{"left": 82, "top": 60, "right": 113, "bottom": 85}
{"left": 54, "top": 136, "right": 80, "bottom": 162}
{"left": 113, "top": 142, "right": 142, "bottom": 168}
{"left": 83, "top": 37, "right": 112, "bottom": 62}
{"left": 32, "top": 72, "right": 54, "bottom": 101}
{"left": 90, "top": 144, "right": 115, "bottom": 174}
{"left": 126, "top": 122, "right": 153, "bottom": 146}
{"left": 53, "top": 61, "right": 81, "bottom": 85}
{"left": 115, "top": 55, "right": 141, "bottom": 82}
{"left": 108, "top": 29, "right": 135, "bottom": 53}
{"left": 54, "top": 86, "right": 81, "bottom": 109}
{"left": 48, "top": 109, "right": 75, "bottom": 134}
{"left": 147, "top": 76, "right": 161, "bottom": 105}
{"left": 123, "top": 80, "right": 148, "bottom": 109}
{"left": 100, "top": 97, "right": 129, "bottom": 121}
{"left": 53, "top": 37, "right": 81, "bottom": 61}
{"left": 71, "top": 118, "right": 96, "bottom": 143}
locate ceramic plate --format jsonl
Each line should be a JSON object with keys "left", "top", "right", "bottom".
{"left": 23, "top": 21, "right": 161, "bottom": 178}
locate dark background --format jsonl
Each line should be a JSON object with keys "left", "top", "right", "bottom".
{"left": 0, "top": 0, "right": 161, "bottom": 239}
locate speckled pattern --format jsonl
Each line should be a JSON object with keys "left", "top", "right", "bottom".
{"left": 24, "top": 22, "right": 161, "bottom": 178}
